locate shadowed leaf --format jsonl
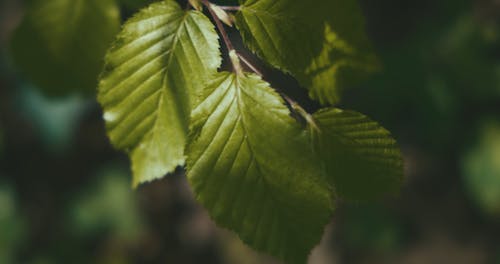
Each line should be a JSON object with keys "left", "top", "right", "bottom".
{"left": 312, "top": 108, "right": 403, "bottom": 201}
{"left": 11, "top": 0, "right": 120, "bottom": 96}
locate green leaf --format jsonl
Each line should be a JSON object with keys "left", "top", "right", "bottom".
{"left": 235, "top": 0, "right": 324, "bottom": 77}
{"left": 235, "top": 0, "right": 378, "bottom": 105}
{"left": 98, "top": 0, "right": 221, "bottom": 186}
{"left": 186, "top": 72, "right": 334, "bottom": 264}
{"left": 10, "top": 0, "right": 120, "bottom": 96}
{"left": 210, "top": 3, "right": 234, "bottom": 27}
{"left": 312, "top": 108, "right": 403, "bottom": 202}
{"left": 189, "top": 0, "right": 203, "bottom": 11}
{"left": 462, "top": 121, "right": 500, "bottom": 216}
{"left": 307, "top": 0, "right": 380, "bottom": 105}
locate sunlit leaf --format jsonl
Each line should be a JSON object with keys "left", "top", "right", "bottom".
{"left": 235, "top": 0, "right": 324, "bottom": 78}
{"left": 235, "top": 0, "right": 378, "bottom": 105}
{"left": 187, "top": 72, "right": 333, "bottom": 264}
{"left": 98, "top": 0, "right": 221, "bottom": 186}
{"left": 189, "top": 0, "right": 203, "bottom": 11}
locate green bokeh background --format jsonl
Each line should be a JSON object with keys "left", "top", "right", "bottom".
{"left": 0, "top": 0, "right": 499, "bottom": 263}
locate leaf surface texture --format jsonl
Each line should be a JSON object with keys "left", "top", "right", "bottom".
{"left": 98, "top": 0, "right": 221, "bottom": 186}
{"left": 187, "top": 72, "right": 333, "bottom": 264}
{"left": 235, "top": 0, "right": 378, "bottom": 105}
{"left": 312, "top": 108, "right": 403, "bottom": 201}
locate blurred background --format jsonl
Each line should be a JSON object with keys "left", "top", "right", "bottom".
{"left": 0, "top": 0, "right": 499, "bottom": 263}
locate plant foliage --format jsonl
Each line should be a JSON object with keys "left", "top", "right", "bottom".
{"left": 12, "top": 0, "right": 406, "bottom": 262}
{"left": 11, "top": 0, "right": 120, "bottom": 96}
{"left": 97, "top": 0, "right": 403, "bottom": 262}
{"left": 98, "top": 0, "right": 221, "bottom": 186}
{"left": 187, "top": 72, "right": 334, "bottom": 263}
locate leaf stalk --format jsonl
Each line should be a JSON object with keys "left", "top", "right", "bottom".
{"left": 201, "top": 0, "right": 240, "bottom": 73}
{"left": 200, "top": 0, "right": 315, "bottom": 124}
{"left": 219, "top": 6, "right": 241, "bottom": 11}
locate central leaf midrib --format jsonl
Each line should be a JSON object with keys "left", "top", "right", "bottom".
{"left": 145, "top": 11, "right": 191, "bottom": 147}
{"left": 233, "top": 76, "right": 289, "bottom": 245}
{"left": 234, "top": 76, "right": 267, "bottom": 184}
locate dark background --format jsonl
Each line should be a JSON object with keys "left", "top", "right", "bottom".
{"left": 1, "top": 0, "right": 500, "bottom": 263}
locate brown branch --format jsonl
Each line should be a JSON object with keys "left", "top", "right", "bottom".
{"left": 237, "top": 54, "right": 263, "bottom": 77}
{"left": 201, "top": 0, "right": 315, "bottom": 126}
{"left": 201, "top": 0, "right": 234, "bottom": 52}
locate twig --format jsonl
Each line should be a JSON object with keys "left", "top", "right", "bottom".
{"left": 283, "top": 94, "right": 320, "bottom": 131}
{"left": 234, "top": 53, "right": 311, "bottom": 125}
{"left": 237, "top": 54, "right": 263, "bottom": 77}
{"left": 201, "top": 0, "right": 316, "bottom": 128}
{"left": 201, "top": 0, "right": 234, "bottom": 52}
{"left": 219, "top": 6, "right": 241, "bottom": 11}
{"left": 201, "top": 0, "right": 242, "bottom": 74}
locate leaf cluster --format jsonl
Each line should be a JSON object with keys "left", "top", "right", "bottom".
{"left": 96, "top": 0, "right": 403, "bottom": 262}
{"left": 10, "top": 0, "right": 404, "bottom": 263}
